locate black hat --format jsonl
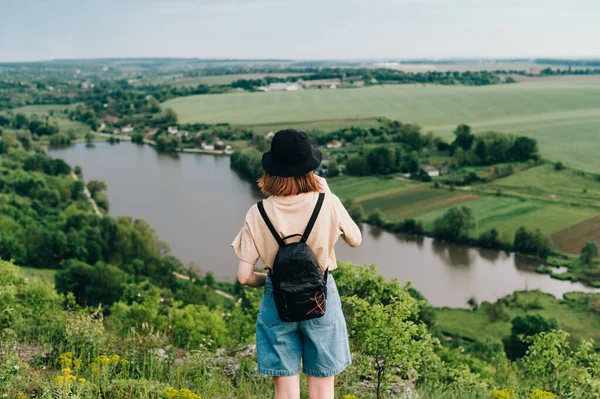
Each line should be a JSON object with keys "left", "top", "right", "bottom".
{"left": 262, "top": 129, "right": 322, "bottom": 177}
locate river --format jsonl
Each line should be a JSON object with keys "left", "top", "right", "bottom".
{"left": 48, "top": 143, "right": 598, "bottom": 308}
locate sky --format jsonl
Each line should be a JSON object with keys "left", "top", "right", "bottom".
{"left": 1, "top": 0, "right": 599, "bottom": 62}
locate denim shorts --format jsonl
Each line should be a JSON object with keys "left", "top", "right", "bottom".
{"left": 256, "top": 273, "right": 352, "bottom": 377}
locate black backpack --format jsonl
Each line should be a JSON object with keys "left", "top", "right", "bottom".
{"left": 257, "top": 192, "right": 328, "bottom": 322}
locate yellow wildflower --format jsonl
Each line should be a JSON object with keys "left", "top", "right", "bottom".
{"left": 163, "top": 388, "right": 202, "bottom": 399}
{"left": 120, "top": 358, "right": 130, "bottom": 367}
{"left": 96, "top": 355, "right": 111, "bottom": 365}
{"left": 343, "top": 395, "right": 358, "bottom": 399}
{"left": 110, "top": 354, "right": 121, "bottom": 364}
{"left": 59, "top": 353, "right": 73, "bottom": 368}
{"left": 73, "top": 358, "right": 82, "bottom": 371}
{"left": 530, "top": 389, "right": 556, "bottom": 399}
{"left": 78, "top": 377, "right": 86, "bottom": 385}
{"left": 492, "top": 389, "right": 516, "bottom": 399}
{"left": 17, "top": 393, "right": 27, "bottom": 399}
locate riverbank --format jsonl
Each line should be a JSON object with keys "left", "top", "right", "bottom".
{"left": 47, "top": 142, "right": 599, "bottom": 308}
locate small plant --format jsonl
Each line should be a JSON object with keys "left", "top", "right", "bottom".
{"left": 491, "top": 388, "right": 517, "bottom": 399}
{"left": 164, "top": 388, "right": 202, "bottom": 399}
{"left": 530, "top": 388, "right": 556, "bottom": 399}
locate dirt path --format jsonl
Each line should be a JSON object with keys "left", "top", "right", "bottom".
{"left": 71, "top": 172, "right": 102, "bottom": 217}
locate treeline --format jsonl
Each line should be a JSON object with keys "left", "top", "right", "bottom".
{"left": 349, "top": 200, "right": 554, "bottom": 258}
{"left": 447, "top": 124, "right": 539, "bottom": 165}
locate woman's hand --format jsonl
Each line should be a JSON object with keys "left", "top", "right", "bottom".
{"left": 237, "top": 260, "right": 267, "bottom": 287}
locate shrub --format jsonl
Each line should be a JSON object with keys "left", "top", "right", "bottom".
{"left": 514, "top": 227, "right": 553, "bottom": 258}
{"left": 432, "top": 206, "right": 475, "bottom": 242}
{"left": 580, "top": 241, "right": 599, "bottom": 265}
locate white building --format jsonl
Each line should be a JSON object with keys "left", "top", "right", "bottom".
{"left": 326, "top": 140, "right": 343, "bottom": 149}
{"left": 421, "top": 165, "right": 440, "bottom": 177}
{"left": 167, "top": 126, "right": 179, "bottom": 135}
{"left": 121, "top": 125, "right": 134, "bottom": 134}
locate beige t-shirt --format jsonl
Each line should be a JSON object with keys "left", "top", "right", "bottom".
{"left": 231, "top": 182, "right": 361, "bottom": 272}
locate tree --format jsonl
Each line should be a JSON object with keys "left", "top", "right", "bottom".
{"left": 479, "top": 228, "right": 502, "bottom": 249}
{"left": 503, "top": 314, "right": 558, "bottom": 360}
{"left": 327, "top": 160, "right": 340, "bottom": 177}
{"left": 554, "top": 161, "right": 565, "bottom": 171}
{"left": 581, "top": 241, "right": 599, "bottom": 265}
{"left": 14, "top": 113, "right": 29, "bottom": 129}
{"left": 367, "top": 209, "right": 386, "bottom": 227}
{"left": 514, "top": 227, "right": 553, "bottom": 258}
{"left": 85, "top": 132, "right": 94, "bottom": 145}
{"left": 366, "top": 146, "right": 396, "bottom": 175}
{"left": 345, "top": 155, "right": 368, "bottom": 176}
{"left": 521, "top": 330, "right": 600, "bottom": 397}
{"left": 131, "top": 132, "right": 144, "bottom": 144}
{"left": 432, "top": 206, "right": 475, "bottom": 242}
{"left": 87, "top": 180, "right": 107, "bottom": 199}
{"left": 346, "top": 295, "right": 439, "bottom": 399}
{"left": 510, "top": 136, "right": 538, "bottom": 161}
{"left": 452, "top": 124, "right": 475, "bottom": 151}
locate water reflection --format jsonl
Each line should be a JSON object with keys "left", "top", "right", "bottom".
{"left": 49, "top": 143, "right": 600, "bottom": 308}
{"left": 431, "top": 240, "right": 474, "bottom": 268}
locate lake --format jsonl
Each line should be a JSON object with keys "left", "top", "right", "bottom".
{"left": 48, "top": 143, "right": 598, "bottom": 307}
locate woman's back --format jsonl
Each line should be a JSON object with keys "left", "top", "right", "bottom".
{"left": 232, "top": 190, "right": 361, "bottom": 272}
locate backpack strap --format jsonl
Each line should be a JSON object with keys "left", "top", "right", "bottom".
{"left": 257, "top": 200, "right": 285, "bottom": 247}
{"left": 301, "top": 193, "right": 325, "bottom": 243}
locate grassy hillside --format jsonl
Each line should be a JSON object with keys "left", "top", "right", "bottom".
{"left": 163, "top": 81, "right": 600, "bottom": 172}
{"left": 435, "top": 291, "right": 600, "bottom": 347}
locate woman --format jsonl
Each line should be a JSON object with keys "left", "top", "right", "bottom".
{"left": 232, "top": 129, "right": 362, "bottom": 399}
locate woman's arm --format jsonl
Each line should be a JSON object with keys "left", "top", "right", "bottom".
{"left": 237, "top": 260, "right": 267, "bottom": 287}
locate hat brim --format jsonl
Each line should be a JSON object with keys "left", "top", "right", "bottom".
{"left": 262, "top": 148, "right": 322, "bottom": 178}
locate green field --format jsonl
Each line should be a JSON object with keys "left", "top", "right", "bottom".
{"left": 163, "top": 81, "right": 600, "bottom": 173}
{"left": 329, "top": 176, "right": 480, "bottom": 222}
{"left": 417, "top": 196, "right": 598, "bottom": 242}
{"left": 435, "top": 291, "right": 600, "bottom": 347}
{"left": 485, "top": 164, "right": 600, "bottom": 207}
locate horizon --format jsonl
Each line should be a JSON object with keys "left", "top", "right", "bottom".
{"left": 2, "top": 0, "right": 600, "bottom": 62}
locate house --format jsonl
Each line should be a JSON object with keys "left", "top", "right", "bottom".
{"left": 421, "top": 165, "right": 440, "bottom": 177}
{"left": 121, "top": 125, "right": 134, "bottom": 134}
{"left": 352, "top": 80, "right": 365, "bottom": 87}
{"left": 104, "top": 115, "right": 119, "bottom": 123}
{"left": 179, "top": 130, "right": 190, "bottom": 138}
{"left": 167, "top": 126, "right": 179, "bottom": 135}
{"left": 370, "top": 78, "right": 378, "bottom": 84}
{"left": 267, "top": 83, "right": 289, "bottom": 91}
{"left": 266, "top": 131, "right": 275, "bottom": 140}
{"left": 215, "top": 140, "right": 225, "bottom": 147}
{"left": 301, "top": 79, "right": 341, "bottom": 88}
{"left": 202, "top": 143, "right": 215, "bottom": 151}
{"left": 326, "top": 140, "right": 343, "bottom": 149}
{"left": 329, "top": 85, "right": 337, "bottom": 89}
{"left": 267, "top": 83, "right": 300, "bottom": 91}
{"left": 440, "top": 165, "right": 450, "bottom": 175}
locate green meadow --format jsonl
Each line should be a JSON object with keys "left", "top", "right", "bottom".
{"left": 164, "top": 80, "right": 600, "bottom": 173}
{"left": 329, "top": 174, "right": 599, "bottom": 246}
{"left": 435, "top": 291, "right": 600, "bottom": 347}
